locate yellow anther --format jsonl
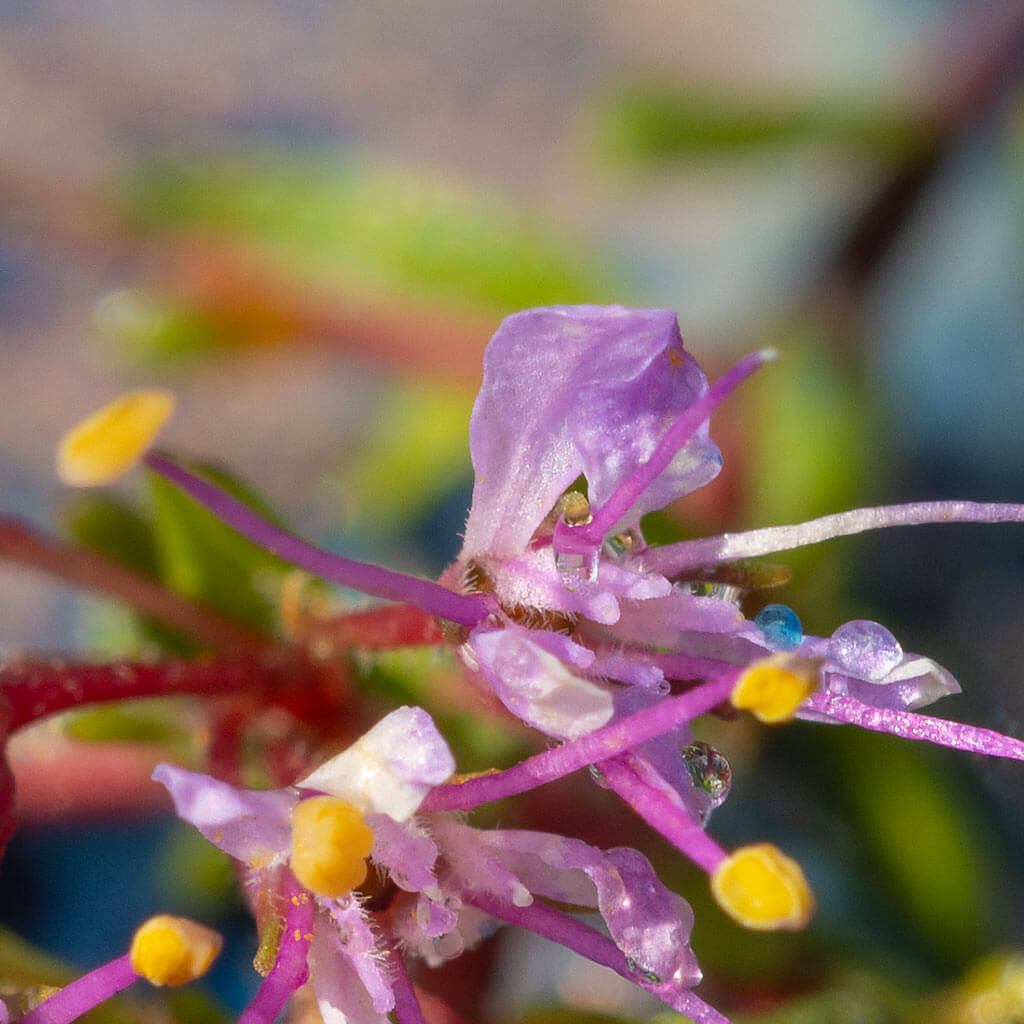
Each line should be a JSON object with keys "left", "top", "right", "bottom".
{"left": 290, "top": 796, "right": 375, "bottom": 898}
{"left": 129, "top": 915, "right": 222, "bottom": 987}
{"left": 710, "top": 844, "right": 814, "bottom": 931}
{"left": 56, "top": 388, "right": 174, "bottom": 487}
{"left": 731, "top": 654, "right": 819, "bottom": 723}
{"left": 556, "top": 491, "right": 592, "bottom": 527}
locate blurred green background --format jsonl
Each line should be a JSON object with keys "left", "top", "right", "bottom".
{"left": 1, "top": 2, "right": 1023, "bottom": 1022}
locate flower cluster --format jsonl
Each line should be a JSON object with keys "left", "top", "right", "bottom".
{"left": 38, "top": 304, "right": 1024, "bottom": 1024}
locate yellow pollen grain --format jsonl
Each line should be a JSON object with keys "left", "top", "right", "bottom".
{"left": 290, "top": 796, "right": 375, "bottom": 899}
{"left": 56, "top": 389, "right": 175, "bottom": 487}
{"left": 711, "top": 844, "right": 814, "bottom": 931}
{"left": 130, "top": 915, "right": 222, "bottom": 987}
{"left": 556, "top": 491, "right": 592, "bottom": 527}
{"left": 731, "top": 654, "right": 819, "bottom": 723}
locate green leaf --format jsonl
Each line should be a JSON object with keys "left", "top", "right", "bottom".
{"left": 62, "top": 491, "right": 202, "bottom": 656}
{"left": 592, "top": 84, "right": 930, "bottom": 166}
{"left": 732, "top": 969, "right": 911, "bottom": 1024}
{"left": 62, "top": 493, "right": 160, "bottom": 579}
{"left": 342, "top": 379, "right": 473, "bottom": 531}
{"left": 146, "top": 462, "right": 291, "bottom": 635}
{"left": 825, "top": 728, "right": 997, "bottom": 965}
{"left": 124, "top": 148, "right": 615, "bottom": 318}
{"left": 65, "top": 704, "right": 186, "bottom": 744}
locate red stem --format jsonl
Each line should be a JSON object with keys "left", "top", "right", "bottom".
{"left": 0, "top": 517, "right": 268, "bottom": 653}
{"left": 0, "top": 652, "right": 313, "bottom": 732}
{"left": 302, "top": 604, "right": 444, "bottom": 651}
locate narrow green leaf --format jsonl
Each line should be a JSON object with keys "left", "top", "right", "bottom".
{"left": 146, "top": 463, "right": 291, "bottom": 635}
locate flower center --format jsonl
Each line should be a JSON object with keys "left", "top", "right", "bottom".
{"left": 129, "top": 915, "right": 222, "bottom": 987}
{"left": 290, "top": 796, "right": 375, "bottom": 898}
{"left": 461, "top": 560, "right": 578, "bottom": 634}
{"left": 710, "top": 844, "right": 814, "bottom": 931}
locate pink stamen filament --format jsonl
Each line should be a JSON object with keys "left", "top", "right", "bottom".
{"left": 645, "top": 501, "right": 1024, "bottom": 577}
{"left": 421, "top": 675, "right": 736, "bottom": 812}
{"left": 600, "top": 754, "right": 728, "bottom": 874}
{"left": 238, "top": 879, "right": 314, "bottom": 1024}
{"left": 801, "top": 692, "right": 1024, "bottom": 760}
{"left": 553, "top": 348, "right": 776, "bottom": 555}
{"left": 463, "top": 891, "right": 731, "bottom": 1024}
{"left": 19, "top": 954, "right": 137, "bottom": 1024}
{"left": 383, "top": 945, "right": 429, "bottom": 1024}
{"left": 144, "top": 452, "right": 497, "bottom": 627}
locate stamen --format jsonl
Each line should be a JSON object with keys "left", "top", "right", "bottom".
{"left": 463, "top": 890, "right": 730, "bottom": 1023}
{"left": 600, "top": 754, "right": 728, "bottom": 874}
{"left": 420, "top": 675, "right": 736, "bottom": 813}
{"left": 239, "top": 875, "right": 313, "bottom": 1024}
{"left": 553, "top": 347, "right": 776, "bottom": 556}
{"left": 645, "top": 501, "right": 1024, "bottom": 577}
{"left": 17, "top": 957, "right": 137, "bottom": 1024}
{"left": 731, "top": 654, "right": 820, "bottom": 723}
{"left": 710, "top": 844, "right": 814, "bottom": 931}
{"left": 290, "top": 796, "right": 375, "bottom": 898}
{"left": 129, "top": 915, "right": 223, "bottom": 987}
{"left": 143, "top": 451, "right": 497, "bottom": 627}
{"left": 801, "top": 691, "right": 1024, "bottom": 761}
{"left": 56, "top": 389, "right": 174, "bottom": 487}
{"left": 18, "top": 916, "right": 221, "bottom": 1024}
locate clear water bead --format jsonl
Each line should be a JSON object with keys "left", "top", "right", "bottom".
{"left": 604, "top": 527, "right": 646, "bottom": 557}
{"left": 554, "top": 549, "right": 598, "bottom": 588}
{"left": 827, "top": 620, "right": 903, "bottom": 681}
{"left": 754, "top": 604, "right": 803, "bottom": 650}
{"left": 677, "top": 580, "right": 743, "bottom": 606}
{"left": 625, "top": 958, "right": 662, "bottom": 985}
{"left": 682, "top": 741, "right": 732, "bottom": 824}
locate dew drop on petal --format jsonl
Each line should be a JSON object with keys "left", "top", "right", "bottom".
{"left": 625, "top": 957, "right": 662, "bottom": 985}
{"left": 588, "top": 763, "right": 611, "bottom": 789}
{"left": 676, "top": 580, "right": 744, "bottom": 605}
{"left": 555, "top": 550, "right": 599, "bottom": 588}
{"left": 682, "top": 741, "right": 732, "bottom": 824}
{"left": 827, "top": 620, "right": 903, "bottom": 681}
{"left": 604, "top": 527, "right": 647, "bottom": 558}
{"left": 755, "top": 604, "right": 803, "bottom": 650}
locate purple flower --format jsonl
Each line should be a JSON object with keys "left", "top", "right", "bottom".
{"left": 133, "top": 304, "right": 1024, "bottom": 916}
{"left": 154, "top": 706, "right": 727, "bottom": 1024}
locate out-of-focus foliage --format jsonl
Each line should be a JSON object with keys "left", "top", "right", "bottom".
{"left": 123, "top": 149, "right": 614, "bottom": 319}
{"left": 591, "top": 83, "right": 930, "bottom": 166}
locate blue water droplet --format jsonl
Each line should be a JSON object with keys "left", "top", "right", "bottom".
{"left": 827, "top": 620, "right": 903, "bottom": 681}
{"left": 754, "top": 603, "right": 803, "bottom": 650}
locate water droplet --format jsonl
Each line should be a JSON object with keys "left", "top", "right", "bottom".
{"left": 555, "top": 550, "right": 598, "bottom": 588}
{"left": 676, "top": 580, "right": 743, "bottom": 605}
{"left": 827, "top": 620, "right": 903, "bottom": 681}
{"left": 604, "top": 527, "right": 646, "bottom": 557}
{"left": 755, "top": 604, "right": 803, "bottom": 650}
{"left": 588, "top": 764, "right": 610, "bottom": 789}
{"left": 556, "top": 491, "right": 592, "bottom": 527}
{"left": 682, "top": 741, "right": 732, "bottom": 816}
{"left": 432, "top": 931, "right": 464, "bottom": 959}
{"left": 625, "top": 957, "right": 662, "bottom": 985}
